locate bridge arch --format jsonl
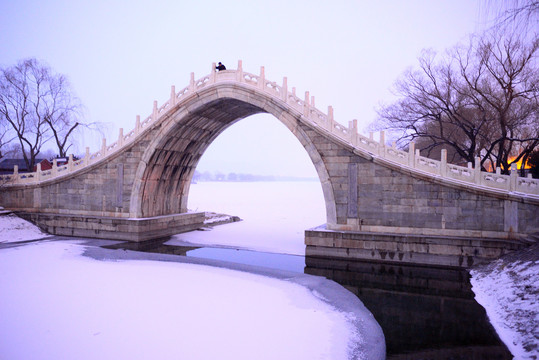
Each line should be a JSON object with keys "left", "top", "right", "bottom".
{"left": 129, "top": 80, "right": 337, "bottom": 224}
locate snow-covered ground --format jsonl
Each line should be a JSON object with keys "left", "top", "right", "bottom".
{"left": 0, "top": 212, "right": 384, "bottom": 360}
{"left": 470, "top": 248, "right": 539, "bottom": 360}
{"left": 0, "top": 212, "right": 50, "bottom": 243}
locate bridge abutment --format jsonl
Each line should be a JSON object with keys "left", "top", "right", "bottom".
{"left": 18, "top": 212, "right": 205, "bottom": 242}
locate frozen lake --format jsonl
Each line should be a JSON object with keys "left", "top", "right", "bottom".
{"left": 164, "top": 181, "right": 513, "bottom": 359}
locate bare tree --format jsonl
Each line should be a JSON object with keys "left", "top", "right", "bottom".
{"left": 376, "top": 29, "right": 538, "bottom": 174}
{"left": 483, "top": 0, "right": 539, "bottom": 30}
{"left": 0, "top": 58, "right": 83, "bottom": 170}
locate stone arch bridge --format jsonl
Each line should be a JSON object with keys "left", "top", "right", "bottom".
{"left": 1, "top": 61, "right": 538, "bottom": 267}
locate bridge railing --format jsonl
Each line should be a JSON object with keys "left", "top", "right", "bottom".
{"left": 1, "top": 61, "right": 538, "bottom": 197}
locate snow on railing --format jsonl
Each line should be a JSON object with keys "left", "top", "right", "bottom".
{"left": 1, "top": 60, "right": 538, "bottom": 197}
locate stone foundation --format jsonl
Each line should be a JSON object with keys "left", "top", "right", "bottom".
{"left": 18, "top": 212, "right": 205, "bottom": 242}
{"left": 305, "top": 226, "right": 529, "bottom": 268}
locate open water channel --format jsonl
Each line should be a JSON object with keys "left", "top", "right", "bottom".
{"left": 108, "top": 181, "right": 511, "bottom": 359}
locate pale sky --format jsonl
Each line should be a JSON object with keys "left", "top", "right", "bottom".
{"left": 1, "top": 0, "right": 488, "bottom": 177}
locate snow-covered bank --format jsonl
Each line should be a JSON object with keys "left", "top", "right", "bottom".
{"left": 470, "top": 244, "right": 539, "bottom": 360}
{"left": 0, "top": 213, "right": 49, "bottom": 243}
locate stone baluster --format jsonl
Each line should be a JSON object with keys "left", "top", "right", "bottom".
{"left": 85, "top": 147, "right": 90, "bottom": 165}
{"left": 292, "top": 87, "right": 296, "bottom": 96}
{"left": 510, "top": 163, "right": 517, "bottom": 191}
{"left": 259, "top": 66, "right": 265, "bottom": 90}
{"left": 236, "top": 60, "right": 243, "bottom": 82}
{"left": 210, "top": 63, "right": 216, "bottom": 82}
{"left": 496, "top": 167, "right": 501, "bottom": 175}
{"left": 281, "top": 77, "right": 288, "bottom": 102}
{"left": 408, "top": 142, "right": 415, "bottom": 167}
{"left": 350, "top": 120, "right": 358, "bottom": 133}
{"left": 189, "top": 72, "right": 195, "bottom": 92}
{"left": 303, "top": 91, "right": 310, "bottom": 117}
{"left": 135, "top": 115, "right": 141, "bottom": 134}
{"left": 474, "top": 157, "right": 481, "bottom": 184}
{"left": 349, "top": 120, "right": 358, "bottom": 146}
{"left": 170, "top": 85, "right": 176, "bottom": 106}
{"left": 14, "top": 165, "right": 18, "bottom": 176}
{"left": 152, "top": 100, "right": 158, "bottom": 120}
{"left": 441, "top": 149, "right": 447, "bottom": 177}
{"left": 369, "top": 131, "right": 373, "bottom": 140}
{"left": 311, "top": 96, "right": 315, "bottom": 107}
{"left": 379, "top": 131, "right": 386, "bottom": 157}
{"left": 36, "top": 163, "right": 41, "bottom": 181}
{"left": 327, "top": 106, "right": 334, "bottom": 131}
{"left": 52, "top": 158, "right": 58, "bottom": 177}
{"left": 102, "top": 138, "right": 107, "bottom": 156}
{"left": 118, "top": 128, "right": 124, "bottom": 147}
{"left": 68, "top": 154, "right": 74, "bottom": 172}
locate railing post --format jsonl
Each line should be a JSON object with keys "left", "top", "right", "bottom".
{"left": 510, "top": 163, "right": 517, "bottom": 191}
{"left": 36, "top": 163, "right": 41, "bottom": 181}
{"left": 282, "top": 76, "right": 288, "bottom": 102}
{"left": 349, "top": 119, "right": 358, "bottom": 145}
{"left": 68, "top": 154, "right": 74, "bottom": 172}
{"left": 259, "top": 66, "right": 265, "bottom": 90}
{"left": 441, "top": 149, "right": 447, "bottom": 177}
{"left": 135, "top": 115, "right": 141, "bottom": 134}
{"left": 170, "top": 85, "right": 176, "bottom": 106}
{"left": 85, "top": 147, "right": 90, "bottom": 165}
{"left": 379, "top": 131, "right": 386, "bottom": 157}
{"left": 327, "top": 106, "right": 334, "bottom": 131}
{"left": 236, "top": 60, "right": 243, "bottom": 82}
{"left": 304, "top": 91, "right": 310, "bottom": 117}
{"left": 349, "top": 119, "right": 358, "bottom": 133}
{"left": 52, "top": 158, "right": 58, "bottom": 177}
{"left": 311, "top": 96, "right": 315, "bottom": 108}
{"left": 408, "top": 142, "right": 415, "bottom": 167}
{"left": 118, "top": 128, "right": 124, "bottom": 147}
{"left": 152, "top": 100, "right": 158, "bottom": 121}
{"left": 102, "top": 138, "right": 107, "bottom": 156}
{"left": 189, "top": 72, "right": 195, "bottom": 92}
{"left": 13, "top": 165, "right": 18, "bottom": 176}
{"left": 474, "top": 157, "right": 481, "bottom": 184}
{"left": 210, "top": 62, "right": 216, "bottom": 82}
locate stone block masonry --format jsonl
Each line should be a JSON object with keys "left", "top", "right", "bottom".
{"left": 305, "top": 227, "right": 529, "bottom": 268}
{"left": 19, "top": 212, "right": 205, "bottom": 242}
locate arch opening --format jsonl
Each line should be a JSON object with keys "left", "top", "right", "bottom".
{"left": 186, "top": 114, "right": 326, "bottom": 253}
{"left": 130, "top": 90, "right": 337, "bottom": 230}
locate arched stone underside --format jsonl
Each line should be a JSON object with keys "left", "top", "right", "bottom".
{"left": 130, "top": 83, "right": 338, "bottom": 224}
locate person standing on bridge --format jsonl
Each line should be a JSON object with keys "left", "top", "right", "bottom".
{"left": 215, "top": 62, "right": 226, "bottom": 71}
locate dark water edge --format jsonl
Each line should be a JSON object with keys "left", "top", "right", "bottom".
{"left": 104, "top": 239, "right": 512, "bottom": 360}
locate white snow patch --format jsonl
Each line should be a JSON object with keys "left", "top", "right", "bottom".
{"left": 470, "top": 260, "right": 539, "bottom": 359}
{"left": 0, "top": 213, "right": 49, "bottom": 243}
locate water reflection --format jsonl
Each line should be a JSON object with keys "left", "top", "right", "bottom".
{"left": 104, "top": 240, "right": 511, "bottom": 359}
{"left": 305, "top": 257, "right": 511, "bottom": 359}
